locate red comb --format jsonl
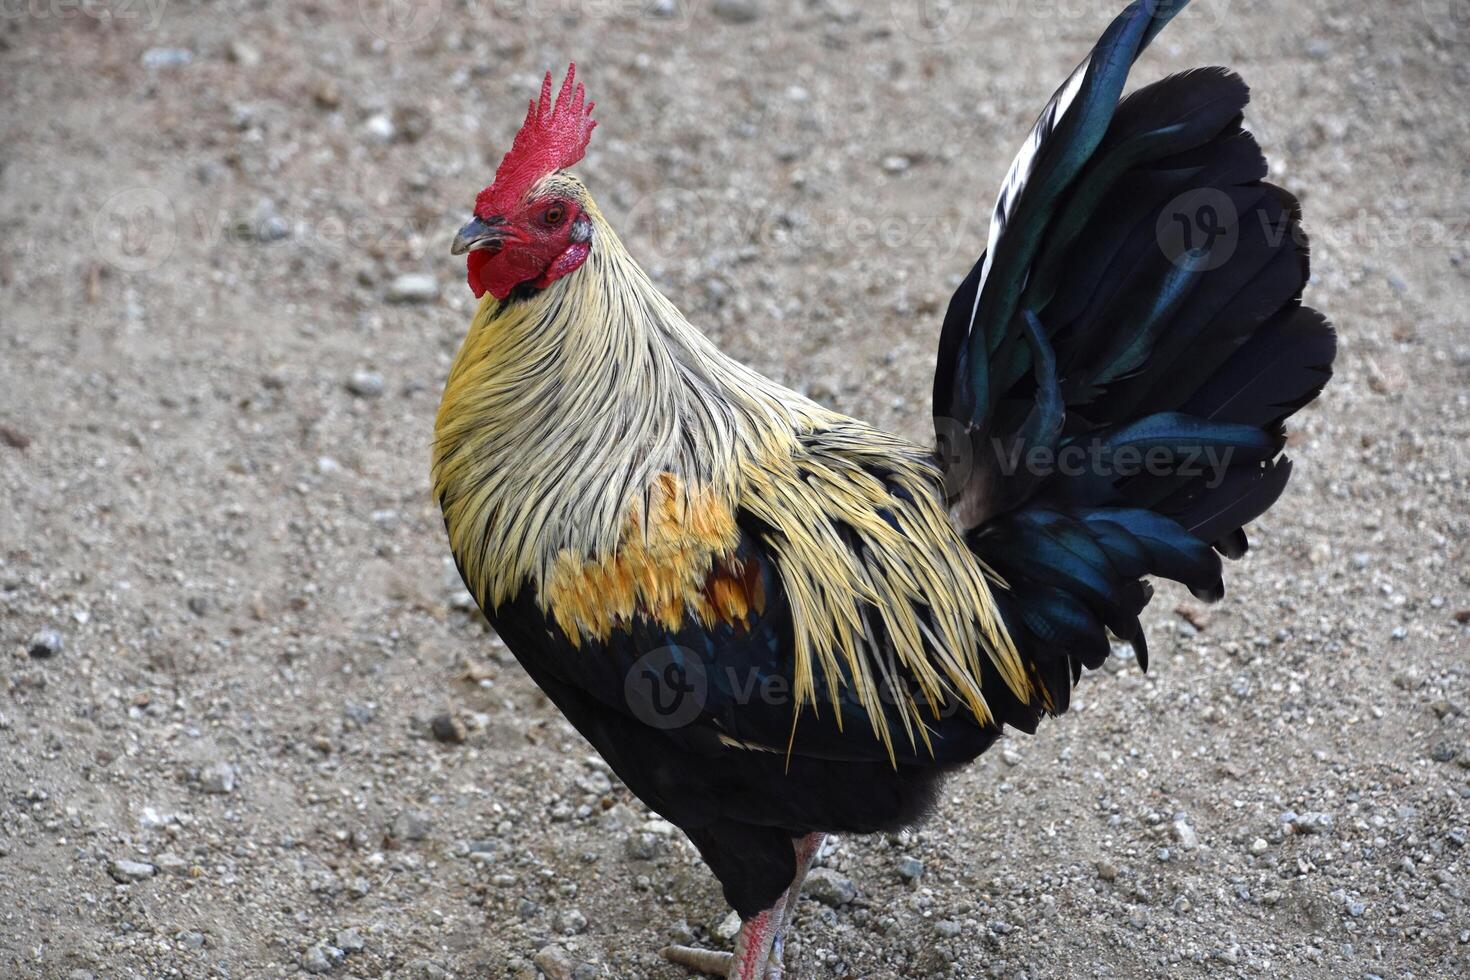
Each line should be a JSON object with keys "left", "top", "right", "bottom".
{"left": 476, "top": 64, "right": 597, "bottom": 217}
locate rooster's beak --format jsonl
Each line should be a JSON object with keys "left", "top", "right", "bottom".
{"left": 450, "top": 216, "right": 506, "bottom": 256}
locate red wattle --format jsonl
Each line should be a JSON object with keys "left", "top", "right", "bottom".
{"left": 465, "top": 240, "right": 590, "bottom": 301}
{"left": 466, "top": 251, "right": 490, "bottom": 299}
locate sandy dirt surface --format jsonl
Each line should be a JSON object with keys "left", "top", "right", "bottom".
{"left": 2, "top": 0, "right": 1468, "bottom": 977}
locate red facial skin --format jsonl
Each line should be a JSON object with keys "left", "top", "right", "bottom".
{"left": 467, "top": 196, "right": 591, "bottom": 301}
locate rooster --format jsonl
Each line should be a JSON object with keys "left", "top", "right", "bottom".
{"left": 432, "top": 2, "right": 1334, "bottom": 976}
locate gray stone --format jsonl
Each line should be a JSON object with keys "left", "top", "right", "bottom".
{"left": 154, "top": 853, "right": 190, "bottom": 876}
{"left": 108, "top": 859, "right": 156, "bottom": 883}
{"left": 556, "top": 907, "right": 588, "bottom": 935}
{"left": 804, "top": 867, "right": 857, "bottom": 906}
{"left": 429, "top": 712, "right": 467, "bottom": 744}
{"left": 1293, "top": 811, "right": 1333, "bottom": 835}
{"left": 346, "top": 370, "right": 386, "bottom": 398}
{"left": 896, "top": 855, "right": 924, "bottom": 883}
{"left": 624, "top": 832, "right": 659, "bottom": 861}
{"left": 302, "top": 944, "right": 344, "bottom": 974}
{"left": 142, "top": 48, "right": 193, "bottom": 69}
{"left": 386, "top": 273, "right": 439, "bottom": 304}
{"left": 467, "top": 838, "right": 507, "bottom": 861}
{"left": 28, "top": 629, "right": 62, "bottom": 659}
{"left": 392, "top": 810, "right": 432, "bottom": 842}
{"left": 335, "top": 928, "right": 365, "bottom": 953}
{"left": 714, "top": 909, "right": 742, "bottom": 941}
{"left": 200, "top": 761, "right": 236, "bottom": 795}
{"left": 576, "top": 769, "right": 612, "bottom": 795}
{"left": 226, "top": 41, "right": 260, "bottom": 67}
{"left": 712, "top": 0, "right": 760, "bottom": 23}
{"left": 533, "top": 945, "right": 576, "bottom": 980}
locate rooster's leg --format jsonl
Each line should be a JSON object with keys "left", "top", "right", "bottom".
{"left": 661, "top": 833, "right": 825, "bottom": 980}
{"left": 762, "top": 832, "right": 824, "bottom": 979}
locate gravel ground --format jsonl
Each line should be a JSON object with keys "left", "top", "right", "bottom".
{"left": 2, "top": 1, "right": 1468, "bottom": 978}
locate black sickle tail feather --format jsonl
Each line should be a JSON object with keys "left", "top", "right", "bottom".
{"left": 933, "top": 0, "right": 1335, "bottom": 716}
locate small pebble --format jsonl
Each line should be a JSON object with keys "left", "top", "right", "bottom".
{"left": 363, "top": 113, "right": 396, "bottom": 143}
{"left": 386, "top": 273, "right": 438, "bottom": 304}
{"left": 108, "top": 859, "right": 156, "bottom": 883}
{"left": 714, "top": 909, "right": 742, "bottom": 941}
{"left": 28, "top": 629, "right": 62, "bottom": 659}
{"left": 896, "top": 855, "right": 924, "bottom": 883}
{"left": 154, "top": 853, "right": 190, "bottom": 876}
{"left": 712, "top": 0, "right": 760, "bottom": 24}
{"left": 577, "top": 769, "right": 612, "bottom": 795}
{"left": 142, "top": 48, "right": 192, "bottom": 69}
{"left": 302, "top": 944, "right": 344, "bottom": 974}
{"left": 199, "top": 762, "right": 236, "bottom": 795}
{"left": 314, "top": 82, "right": 342, "bottom": 110}
{"left": 533, "top": 944, "right": 576, "bottom": 980}
{"left": 346, "top": 370, "right": 386, "bottom": 398}
{"left": 624, "top": 832, "right": 659, "bottom": 861}
{"left": 407, "top": 960, "right": 450, "bottom": 980}
{"left": 804, "top": 868, "right": 857, "bottom": 906}
{"left": 226, "top": 41, "right": 261, "bottom": 67}
{"left": 1293, "top": 811, "right": 1333, "bottom": 835}
{"left": 556, "top": 908, "right": 588, "bottom": 935}
{"left": 393, "top": 105, "right": 431, "bottom": 143}
{"left": 392, "top": 811, "right": 431, "bottom": 842}
{"left": 429, "top": 713, "right": 467, "bottom": 744}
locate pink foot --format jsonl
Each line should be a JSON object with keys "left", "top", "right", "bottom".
{"left": 660, "top": 833, "right": 827, "bottom": 980}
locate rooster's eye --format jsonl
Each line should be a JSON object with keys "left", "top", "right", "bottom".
{"left": 543, "top": 205, "right": 566, "bottom": 226}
